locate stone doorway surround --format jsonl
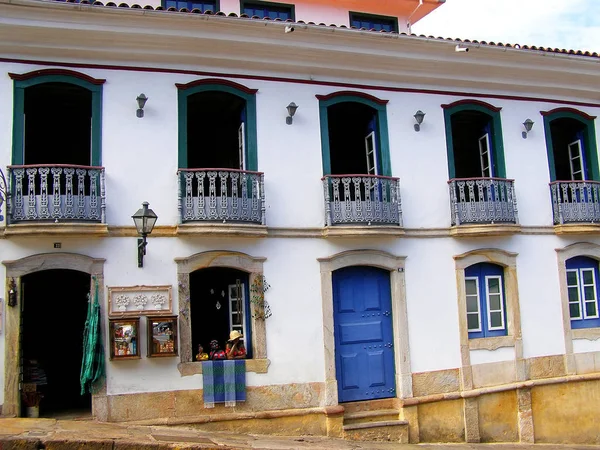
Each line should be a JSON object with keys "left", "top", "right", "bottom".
{"left": 2, "top": 252, "right": 105, "bottom": 418}
{"left": 317, "top": 250, "right": 411, "bottom": 406}
{"left": 175, "top": 251, "right": 269, "bottom": 376}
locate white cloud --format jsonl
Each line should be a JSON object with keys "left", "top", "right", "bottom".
{"left": 413, "top": 0, "right": 600, "bottom": 52}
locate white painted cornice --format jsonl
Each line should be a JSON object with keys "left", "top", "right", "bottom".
{"left": 0, "top": 0, "right": 599, "bottom": 103}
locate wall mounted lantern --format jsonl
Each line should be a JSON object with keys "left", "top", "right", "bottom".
{"left": 413, "top": 110, "right": 426, "bottom": 132}
{"left": 136, "top": 94, "right": 148, "bottom": 118}
{"left": 522, "top": 119, "right": 534, "bottom": 139}
{"left": 132, "top": 202, "right": 158, "bottom": 268}
{"left": 7, "top": 278, "right": 17, "bottom": 307}
{"left": 286, "top": 102, "right": 298, "bottom": 125}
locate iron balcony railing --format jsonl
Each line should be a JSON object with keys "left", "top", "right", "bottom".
{"left": 550, "top": 180, "right": 600, "bottom": 224}
{"left": 7, "top": 165, "right": 106, "bottom": 224}
{"left": 177, "top": 168, "right": 265, "bottom": 225}
{"left": 448, "top": 177, "right": 518, "bottom": 226}
{"left": 322, "top": 174, "right": 403, "bottom": 226}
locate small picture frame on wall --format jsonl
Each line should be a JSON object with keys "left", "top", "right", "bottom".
{"left": 109, "top": 318, "right": 141, "bottom": 360}
{"left": 108, "top": 285, "right": 172, "bottom": 317}
{"left": 147, "top": 316, "right": 178, "bottom": 358}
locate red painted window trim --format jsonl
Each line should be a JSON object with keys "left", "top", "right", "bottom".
{"left": 175, "top": 77, "right": 258, "bottom": 93}
{"left": 441, "top": 99, "right": 502, "bottom": 112}
{"left": 8, "top": 68, "right": 106, "bottom": 85}
{"left": 316, "top": 90, "right": 388, "bottom": 105}
{"left": 540, "top": 107, "right": 596, "bottom": 121}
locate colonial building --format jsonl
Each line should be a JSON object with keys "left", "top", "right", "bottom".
{"left": 1, "top": 0, "right": 600, "bottom": 444}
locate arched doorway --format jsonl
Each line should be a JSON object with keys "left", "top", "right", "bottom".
{"left": 189, "top": 267, "right": 252, "bottom": 359}
{"left": 21, "top": 269, "right": 92, "bottom": 417}
{"left": 332, "top": 266, "right": 395, "bottom": 403}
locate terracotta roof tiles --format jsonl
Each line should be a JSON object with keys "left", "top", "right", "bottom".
{"left": 52, "top": 0, "right": 600, "bottom": 59}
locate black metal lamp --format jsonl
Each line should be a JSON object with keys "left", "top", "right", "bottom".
{"left": 286, "top": 102, "right": 298, "bottom": 125}
{"left": 522, "top": 119, "right": 534, "bottom": 139}
{"left": 136, "top": 93, "right": 148, "bottom": 118}
{"left": 132, "top": 202, "right": 158, "bottom": 268}
{"left": 7, "top": 278, "right": 17, "bottom": 307}
{"left": 413, "top": 110, "right": 425, "bottom": 132}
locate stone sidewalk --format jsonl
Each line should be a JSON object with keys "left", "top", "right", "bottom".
{"left": 1, "top": 418, "right": 600, "bottom": 450}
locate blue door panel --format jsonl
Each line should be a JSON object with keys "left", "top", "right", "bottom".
{"left": 367, "top": 350, "right": 386, "bottom": 386}
{"left": 340, "top": 321, "right": 383, "bottom": 344}
{"left": 338, "top": 283, "right": 356, "bottom": 312}
{"left": 341, "top": 353, "right": 360, "bottom": 389}
{"left": 333, "top": 266, "right": 396, "bottom": 403}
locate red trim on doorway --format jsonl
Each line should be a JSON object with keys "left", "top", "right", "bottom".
{"left": 2, "top": 57, "right": 600, "bottom": 108}
{"left": 441, "top": 99, "right": 502, "bottom": 112}
{"left": 175, "top": 77, "right": 258, "bottom": 93}
{"left": 8, "top": 68, "right": 106, "bottom": 85}
{"left": 316, "top": 91, "right": 389, "bottom": 105}
{"left": 540, "top": 107, "right": 597, "bottom": 120}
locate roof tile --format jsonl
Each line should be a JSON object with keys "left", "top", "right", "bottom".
{"left": 44, "top": 0, "right": 598, "bottom": 59}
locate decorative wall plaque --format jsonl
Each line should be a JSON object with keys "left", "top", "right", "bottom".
{"left": 108, "top": 285, "right": 172, "bottom": 317}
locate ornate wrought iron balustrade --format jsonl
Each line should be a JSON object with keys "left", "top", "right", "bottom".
{"left": 448, "top": 177, "right": 518, "bottom": 226}
{"left": 7, "top": 165, "right": 106, "bottom": 223}
{"left": 177, "top": 168, "right": 265, "bottom": 225}
{"left": 550, "top": 181, "right": 600, "bottom": 224}
{"left": 322, "top": 174, "right": 403, "bottom": 226}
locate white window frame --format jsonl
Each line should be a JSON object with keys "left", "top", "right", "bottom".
{"left": 568, "top": 139, "right": 585, "bottom": 181}
{"left": 465, "top": 277, "right": 482, "bottom": 332}
{"left": 566, "top": 268, "right": 583, "bottom": 320}
{"left": 365, "top": 131, "right": 378, "bottom": 176}
{"left": 228, "top": 282, "right": 248, "bottom": 348}
{"left": 238, "top": 121, "right": 246, "bottom": 171}
{"left": 478, "top": 133, "right": 492, "bottom": 178}
{"left": 485, "top": 275, "right": 506, "bottom": 331}
{"left": 580, "top": 267, "right": 599, "bottom": 319}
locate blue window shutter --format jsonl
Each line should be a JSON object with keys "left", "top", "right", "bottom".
{"left": 465, "top": 263, "right": 507, "bottom": 339}
{"left": 566, "top": 256, "right": 600, "bottom": 329}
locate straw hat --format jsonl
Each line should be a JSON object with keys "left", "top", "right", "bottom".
{"left": 228, "top": 330, "right": 244, "bottom": 342}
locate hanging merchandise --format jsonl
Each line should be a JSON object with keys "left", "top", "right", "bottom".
{"left": 80, "top": 276, "right": 106, "bottom": 395}
{"left": 216, "top": 301, "right": 221, "bottom": 310}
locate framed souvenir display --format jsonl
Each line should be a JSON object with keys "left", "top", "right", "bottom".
{"left": 109, "top": 318, "right": 141, "bottom": 360}
{"left": 147, "top": 316, "right": 178, "bottom": 357}
{"left": 108, "top": 285, "right": 172, "bottom": 317}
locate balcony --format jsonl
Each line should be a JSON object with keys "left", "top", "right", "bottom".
{"left": 551, "top": 181, "right": 600, "bottom": 234}
{"left": 448, "top": 177, "right": 519, "bottom": 236}
{"left": 5, "top": 165, "right": 106, "bottom": 236}
{"left": 177, "top": 169, "right": 266, "bottom": 236}
{"left": 322, "top": 175, "right": 403, "bottom": 236}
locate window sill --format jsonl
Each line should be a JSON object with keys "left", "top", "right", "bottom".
{"left": 450, "top": 224, "right": 521, "bottom": 238}
{"left": 469, "top": 335, "right": 515, "bottom": 351}
{"left": 178, "top": 359, "right": 270, "bottom": 376}
{"left": 4, "top": 222, "right": 108, "bottom": 237}
{"left": 572, "top": 328, "right": 600, "bottom": 341}
{"left": 554, "top": 223, "right": 600, "bottom": 235}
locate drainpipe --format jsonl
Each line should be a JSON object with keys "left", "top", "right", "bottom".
{"left": 406, "top": 0, "right": 423, "bottom": 34}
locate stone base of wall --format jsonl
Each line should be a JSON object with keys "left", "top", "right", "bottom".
{"left": 93, "top": 377, "right": 600, "bottom": 444}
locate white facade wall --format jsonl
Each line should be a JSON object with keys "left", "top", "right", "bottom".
{"left": 1, "top": 58, "right": 600, "bottom": 404}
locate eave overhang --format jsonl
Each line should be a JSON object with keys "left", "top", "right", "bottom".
{"left": 0, "top": 0, "right": 599, "bottom": 104}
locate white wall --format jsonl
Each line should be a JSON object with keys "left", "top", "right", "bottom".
{"left": 1, "top": 60, "right": 600, "bottom": 402}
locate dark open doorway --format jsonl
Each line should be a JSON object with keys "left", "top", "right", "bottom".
{"left": 189, "top": 267, "right": 251, "bottom": 359}
{"left": 550, "top": 118, "right": 589, "bottom": 181}
{"left": 187, "top": 91, "right": 247, "bottom": 169}
{"left": 24, "top": 82, "right": 92, "bottom": 166}
{"left": 450, "top": 110, "right": 494, "bottom": 178}
{"left": 328, "top": 102, "right": 379, "bottom": 175}
{"left": 21, "top": 269, "right": 91, "bottom": 418}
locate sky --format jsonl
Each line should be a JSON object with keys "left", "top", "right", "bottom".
{"left": 412, "top": 0, "right": 600, "bottom": 53}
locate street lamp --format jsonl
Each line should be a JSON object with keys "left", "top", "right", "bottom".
{"left": 132, "top": 202, "right": 158, "bottom": 268}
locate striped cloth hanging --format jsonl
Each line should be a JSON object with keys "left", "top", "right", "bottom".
{"left": 202, "top": 360, "right": 246, "bottom": 408}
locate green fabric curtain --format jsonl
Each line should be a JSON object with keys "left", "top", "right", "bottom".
{"left": 80, "top": 276, "right": 105, "bottom": 395}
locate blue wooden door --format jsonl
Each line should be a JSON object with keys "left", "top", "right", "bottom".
{"left": 333, "top": 266, "right": 396, "bottom": 403}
